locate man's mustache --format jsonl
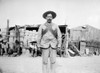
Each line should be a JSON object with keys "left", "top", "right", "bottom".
{"left": 47, "top": 19, "right": 52, "bottom": 23}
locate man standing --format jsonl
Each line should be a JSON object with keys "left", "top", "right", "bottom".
{"left": 37, "top": 11, "right": 62, "bottom": 73}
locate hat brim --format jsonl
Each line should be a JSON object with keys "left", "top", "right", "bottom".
{"left": 43, "top": 11, "right": 56, "bottom": 19}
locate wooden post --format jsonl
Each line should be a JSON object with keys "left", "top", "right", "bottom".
{"left": 6, "top": 19, "right": 9, "bottom": 42}
{"left": 63, "top": 25, "right": 70, "bottom": 57}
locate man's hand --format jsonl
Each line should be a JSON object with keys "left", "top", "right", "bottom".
{"left": 37, "top": 44, "right": 42, "bottom": 50}
{"left": 37, "top": 43, "right": 41, "bottom": 48}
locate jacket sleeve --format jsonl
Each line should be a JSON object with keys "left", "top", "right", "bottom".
{"left": 37, "top": 25, "right": 42, "bottom": 47}
{"left": 57, "top": 25, "right": 62, "bottom": 48}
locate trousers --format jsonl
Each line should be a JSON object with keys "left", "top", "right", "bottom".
{"left": 42, "top": 47, "right": 56, "bottom": 73}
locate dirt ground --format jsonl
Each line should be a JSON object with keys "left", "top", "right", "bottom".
{"left": 0, "top": 55, "right": 100, "bottom": 73}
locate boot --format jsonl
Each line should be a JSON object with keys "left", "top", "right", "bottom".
{"left": 50, "top": 62, "right": 56, "bottom": 73}
{"left": 42, "top": 62, "right": 49, "bottom": 73}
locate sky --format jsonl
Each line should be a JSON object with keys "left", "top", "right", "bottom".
{"left": 0, "top": 0, "right": 100, "bottom": 29}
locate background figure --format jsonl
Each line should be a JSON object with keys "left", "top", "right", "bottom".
{"left": 0, "top": 41, "right": 3, "bottom": 56}
{"left": 34, "top": 43, "right": 38, "bottom": 57}
{"left": 37, "top": 11, "right": 62, "bottom": 73}
{"left": 8, "top": 42, "right": 14, "bottom": 56}
{"left": 29, "top": 42, "right": 37, "bottom": 57}
{"left": 2, "top": 40, "right": 8, "bottom": 56}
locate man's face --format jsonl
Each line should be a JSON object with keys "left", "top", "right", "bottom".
{"left": 46, "top": 14, "right": 53, "bottom": 23}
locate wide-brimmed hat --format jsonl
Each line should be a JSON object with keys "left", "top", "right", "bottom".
{"left": 43, "top": 11, "right": 56, "bottom": 19}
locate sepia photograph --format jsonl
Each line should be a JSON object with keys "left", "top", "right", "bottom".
{"left": 0, "top": 0, "right": 100, "bottom": 73}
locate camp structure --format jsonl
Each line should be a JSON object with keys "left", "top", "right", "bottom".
{"left": 70, "top": 25, "right": 100, "bottom": 56}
